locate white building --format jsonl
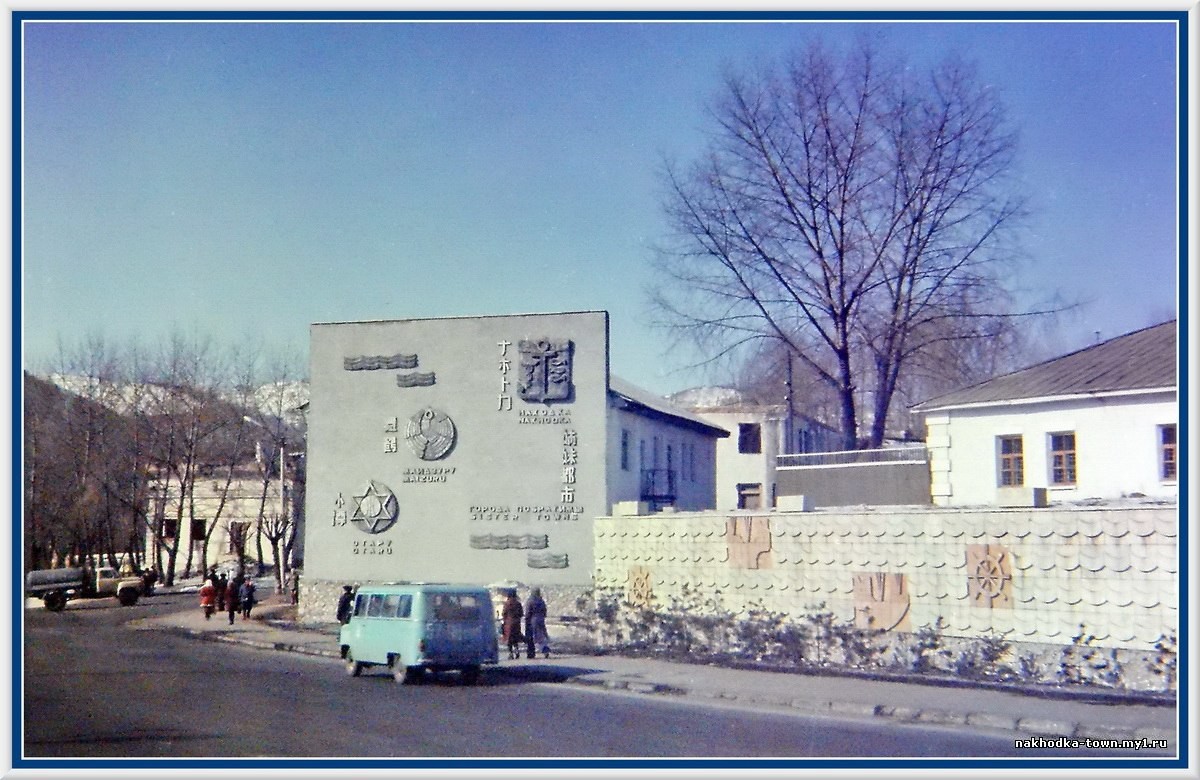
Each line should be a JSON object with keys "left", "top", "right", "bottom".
{"left": 671, "top": 387, "right": 840, "bottom": 511}
{"left": 912, "top": 321, "right": 1178, "bottom": 507}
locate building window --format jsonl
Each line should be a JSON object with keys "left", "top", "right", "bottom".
{"left": 737, "top": 483, "right": 763, "bottom": 510}
{"left": 738, "top": 423, "right": 762, "bottom": 454}
{"left": 639, "top": 439, "right": 646, "bottom": 471}
{"left": 1049, "top": 432, "right": 1077, "bottom": 486}
{"left": 997, "top": 435, "right": 1024, "bottom": 487}
{"left": 190, "top": 517, "right": 207, "bottom": 542}
{"left": 620, "top": 429, "right": 630, "bottom": 471}
{"left": 160, "top": 515, "right": 177, "bottom": 540}
{"left": 1160, "top": 424, "right": 1177, "bottom": 481}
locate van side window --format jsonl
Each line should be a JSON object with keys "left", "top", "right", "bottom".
{"left": 367, "top": 594, "right": 385, "bottom": 617}
{"left": 382, "top": 594, "right": 401, "bottom": 617}
{"left": 354, "top": 594, "right": 367, "bottom": 616}
{"left": 397, "top": 595, "right": 412, "bottom": 618}
{"left": 431, "top": 593, "right": 482, "bottom": 621}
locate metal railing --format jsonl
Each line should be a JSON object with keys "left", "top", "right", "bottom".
{"left": 776, "top": 445, "right": 927, "bottom": 469}
{"left": 640, "top": 468, "right": 677, "bottom": 501}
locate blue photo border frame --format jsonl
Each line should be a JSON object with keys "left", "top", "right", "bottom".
{"left": 8, "top": 7, "right": 1191, "bottom": 773}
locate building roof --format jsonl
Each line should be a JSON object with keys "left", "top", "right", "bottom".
{"left": 913, "top": 321, "right": 1177, "bottom": 412}
{"left": 608, "top": 377, "right": 730, "bottom": 438}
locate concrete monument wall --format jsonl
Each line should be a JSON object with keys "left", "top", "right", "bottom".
{"left": 304, "top": 311, "right": 609, "bottom": 593}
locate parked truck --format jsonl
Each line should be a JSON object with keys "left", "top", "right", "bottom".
{"left": 25, "top": 565, "right": 143, "bottom": 612}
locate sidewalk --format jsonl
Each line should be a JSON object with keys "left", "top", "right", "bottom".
{"left": 132, "top": 594, "right": 1178, "bottom": 751}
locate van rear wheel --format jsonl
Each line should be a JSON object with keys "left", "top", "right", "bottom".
{"left": 461, "top": 666, "right": 480, "bottom": 685}
{"left": 391, "top": 656, "right": 410, "bottom": 684}
{"left": 43, "top": 592, "right": 67, "bottom": 612}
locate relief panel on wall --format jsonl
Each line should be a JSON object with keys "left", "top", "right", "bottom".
{"left": 627, "top": 565, "right": 654, "bottom": 607}
{"left": 727, "top": 517, "right": 773, "bottom": 569}
{"left": 967, "top": 543, "right": 1014, "bottom": 609}
{"left": 853, "top": 572, "right": 912, "bottom": 631}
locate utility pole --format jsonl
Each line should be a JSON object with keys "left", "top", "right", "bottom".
{"left": 784, "top": 351, "right": 795, "bottom": 456}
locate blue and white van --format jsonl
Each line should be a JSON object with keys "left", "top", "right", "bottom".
{"left": 338, "top": 583, "right": 499, "bottom": 684}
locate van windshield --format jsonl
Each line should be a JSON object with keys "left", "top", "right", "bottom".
{"left": 427, "top": 593, "right": 484, "bottom": 622}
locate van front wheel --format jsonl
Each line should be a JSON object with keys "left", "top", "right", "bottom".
{"left": 345, "top": 653, "right": 363, "bottom": 677}
{"left": 461, "top": 666, "right": 480, "bottom": 685}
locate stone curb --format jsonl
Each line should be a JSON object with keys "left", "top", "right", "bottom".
{"left": 164, "top": 624, "right": 1173, "bottom": 750}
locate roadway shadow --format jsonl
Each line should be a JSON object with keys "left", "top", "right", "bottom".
{"left": 481, "top": 663, "right": 606, "bottom": 688}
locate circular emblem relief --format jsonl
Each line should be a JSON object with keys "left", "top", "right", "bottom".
{"left": 351, "top": 480, "right": 399, "bottom": 534}
{"left": 972, "top": 555, "right": 1009, "bottom": 601}
{"left": 405, "top": 407, "right": 457, "bottom": 461}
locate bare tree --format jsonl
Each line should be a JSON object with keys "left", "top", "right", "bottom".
{"left": 32, "top": 336, "right": 146, "bottom": 571}
{"left": 655, "top": 39, "right": 1037, "bottom": 448}
{"left": 243, "top": 348, "right": 306, "bottom": 590}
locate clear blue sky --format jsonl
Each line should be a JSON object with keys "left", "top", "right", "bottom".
{"left": 19, "top": 17, "right": 1183, "bottom": 395}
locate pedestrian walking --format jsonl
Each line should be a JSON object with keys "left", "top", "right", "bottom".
{"left": 226, "top": 576, "right": 241, "bottom": 625}
{"left": 501, "top": 589, "right": 524, "bottom": 660}
{"left": 336, "top": 585, "right": 355, "bottom": 624}
{"left": 239, "top": 578, "right": 257, "bottom": 620}
{"left": 142, "top": 566, "right": 158, "bottom": 595}
{"left": 199, "top": 579, "right": 216, "bottom": 620}
{"left": 524, "top": 587, "right": 550, "bottom": 659}
{"left": 215, "top": 573, "right": 228, "bottom": 612}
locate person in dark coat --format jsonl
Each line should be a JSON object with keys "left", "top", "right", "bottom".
{"left": 215, "top": 573, "right": 228, "bottom": 612}
{"left": 225, "top": 576, "right": 241, "bottom": 625}
{"left": 500, "top": 590, "right": 524, "bottom": 660}
{"left": 524, "top": 587, "right": 550, "bottom": 659}
{"left": 239, "top": 578, "right": 257, "bottom": 620}
{"left": 336, "top": 585, "right": 355, "bottom": 624}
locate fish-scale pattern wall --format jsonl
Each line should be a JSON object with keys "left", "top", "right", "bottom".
{"left": 594, "top": 506, "right": 1176, "bottom": 650}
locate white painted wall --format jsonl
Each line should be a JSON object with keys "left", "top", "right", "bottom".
{"left": 606, "top": 406, "right": 719, "bottom": 511}
{"left": 925, "top": 391, "right": 1177, "bottom": 506}
{"left": 696, "top": 410, "right": 780, "bottom": 510}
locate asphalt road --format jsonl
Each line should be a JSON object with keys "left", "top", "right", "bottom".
{"left": 18, "top": 593, "right": 1163, "bottom": 762}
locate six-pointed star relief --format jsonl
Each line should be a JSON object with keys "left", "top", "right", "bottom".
{"left": 351, "top": 480, "right": 399, "bottom": 534}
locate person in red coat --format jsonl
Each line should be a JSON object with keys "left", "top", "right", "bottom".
{"left": 500, "top": 590, "right": 524, "bottom": 660}
{"left": 199, "top": 580, "right": 216, "bottom": 620}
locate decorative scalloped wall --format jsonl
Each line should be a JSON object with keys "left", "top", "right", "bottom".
{"left": 594, "top": 506, "right": 1177, "bottom": 651}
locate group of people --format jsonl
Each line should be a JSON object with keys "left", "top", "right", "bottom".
{"left": 139, "top": 566, "right": 159, "bottom": 595}
{"left": 500, "top": 587, "right": 551, "bottom": 660}
{"left": 198, "top": 569, "right": 257, "bottom": 624}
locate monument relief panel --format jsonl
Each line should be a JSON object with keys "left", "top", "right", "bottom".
{"left": 405, "top": 407, "right": 457, "bottom": 460}
{"left": 518, "top": 338, "right": 574, "bottom": 403}
{"left": 306, "top": 312, "right": 608, "bottom": 586}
